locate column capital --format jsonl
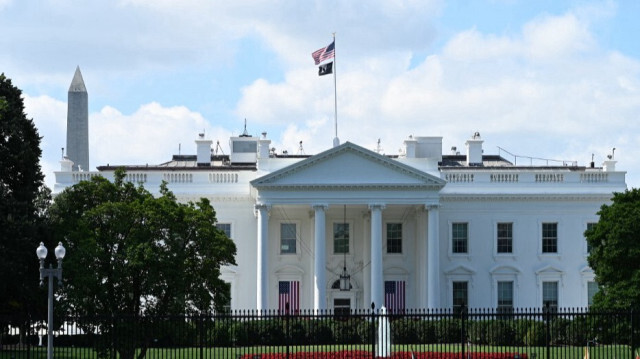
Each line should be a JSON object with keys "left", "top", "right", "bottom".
{"left": 255, "top": 203, "right": 271, "bottom": 211}
{"left": 368, "top": 203, "right": 386, "bottom": 211}
{"left": 425, "top": 203, "right": 440, "bottom": 211}
{"left": 254, "top": 204, "right": 271, "bottom": 217}
{"left": 311, "top": 204, "right": 329, "bottom": 211}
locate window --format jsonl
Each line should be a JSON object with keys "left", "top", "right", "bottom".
{"left": 232, "top": 141, "right": 257, "bottom": 153}
{"left": 588, "top": 281, "right": 599, "bottom": 306}
{"left": 386, "top": 223, "right": 402, "bottom": 253}
{"left": 586, "top": 222, "right": 596, "bottom": 254}
{"left": 216, "top": 223, "right": 232, "bottom": 238}
{"left": 497, "top": 281, "right": 514, "bottom": 313}
{"left": 497, "top": 223, "right": 513, "bottom": 253}
{"left": 542, "top": 281, "right": 558, "bottom": 310}
{"left": 452, "top": 223, "right": 468, "bottom": 254}
{"left": 280, "top": 223, "right": 296, "bottom": 254}
{"left": 452, "top": 281, "right": 468, "bottom": 310}
{"left": 334, "top": 222, "right": 349, "bottom": 254}
{"left": 334, "top": 298, "right": 351, "bottom": 316}
{"left": 542, "top": 223, "right": 558, "bottom": 253}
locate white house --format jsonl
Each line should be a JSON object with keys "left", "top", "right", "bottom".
{"left": 53, "top": 129, "right": 626, "bottom": 312}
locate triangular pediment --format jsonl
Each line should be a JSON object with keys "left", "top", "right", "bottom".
{"left": 251, "top": 142, "right": 445, "bottom": 190}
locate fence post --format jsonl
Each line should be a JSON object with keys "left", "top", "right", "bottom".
{"left": 199, "top": 314, "right": 204, "bottom": 359}
{"left": 371, "top": 302, "right": 376, "bottom": 359}
{"left": 544, "top": 303, "right": 550, "bottom": 359}
{"left": 286, "top": 303, "right": 290, "bottom": 359}
{"left": 111, "top": 314, "right": 115, "bottom": 359}
{"left": 461, "top": 305, "right": 467, "bottom": 359}
{"left": 631, "top": 309, "right": 635, "bottom": 359}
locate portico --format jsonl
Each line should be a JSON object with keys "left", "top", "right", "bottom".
{"left": 250, "top": 142, "right": 445, "bottom": 311}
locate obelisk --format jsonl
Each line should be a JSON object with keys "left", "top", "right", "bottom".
{"left": 66, "top": 66, "right": 89, "bottom": 171}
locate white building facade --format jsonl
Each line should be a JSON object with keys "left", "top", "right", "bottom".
{"left": 53, "top": 132, "right": 626, "bottom": 312}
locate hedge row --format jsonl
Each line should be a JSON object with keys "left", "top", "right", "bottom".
{"left": 208, "top": 316, "right": 634, "bottom": 347}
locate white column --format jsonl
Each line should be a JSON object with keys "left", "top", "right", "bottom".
{"left": 313, "top": 204, "right": 328, "bottom": 311}
{"left": 256, "top": 204, "right": 270, "bottom": 311}
{"left": 369, "top": 204, "right": 385, "bottom": 310}
{"left": 427, "top": 204, "right": 440, "bottom": 309}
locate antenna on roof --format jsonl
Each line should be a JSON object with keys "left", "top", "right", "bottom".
{"left": 61, "top": 147, "right": 65, "bottom": 159}
{"left": 297, "top": 141, "right": 305, "bottom": 155}
{"left": 240, "top": 118, "right": 249, "bottom": 137}
{"left": 612, "top": 147, "right": 616, "bottom": 160}
{"left": 178, "top": 143, "right": 181, "bottom": 155}
{"left": 215, "top": 141, "right": 225, "bottom": 155}
{"left": 375, "top": 138, "right": 383, "bottom": 154}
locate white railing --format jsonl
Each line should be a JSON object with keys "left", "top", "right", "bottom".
{"left": 580, "top": 173, "right": 608, "bottom": 183}
{"left": 490, "top": 173, "right": 519, "bottom": 183}
{"left": 163, "top": 173, "right": 193, "bottom": 183}
{"left": 443, "top": 170, "right": 622, "bottom": 185}
{"left": 445, "top": 173, "right": 474, "bottom": 183}
{"left": 125, "top": 173, "right": 147, "bottom": 183}
{"left": 72, "top": 172, "right": 99, "bottom": 182}
{"left": 209, "top": 172, "right": 239, "bottom": 183}
{"left": 535, "top": 173, "right": 564, "bottom": 182}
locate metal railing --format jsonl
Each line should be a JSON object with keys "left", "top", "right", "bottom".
{"left": 1, "top": 306, "right": 638, "bottom": 359}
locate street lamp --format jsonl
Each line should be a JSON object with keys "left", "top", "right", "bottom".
{"left": 37, "top": 242, "right": 66, "bottom": 359}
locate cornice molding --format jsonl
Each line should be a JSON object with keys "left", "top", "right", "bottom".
{"left": 257, "top": 183, "right": 444, "bottom": 191}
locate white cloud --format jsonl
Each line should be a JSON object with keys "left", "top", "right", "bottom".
{"left": 523, "top": 13, "right": 595, "bottom": 61}
{"left": 91, "top": 102, "right": 232, "bottom": 167}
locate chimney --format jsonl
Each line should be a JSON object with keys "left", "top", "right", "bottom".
{"left": 60, "top": 156, "right": 74, "bottom": 172}
{"left": 404, "top": 136, "right": 417, "bottom": 158}
{"left": 603, "top": 160, "right": 616, "bottom": 172}
{"left": 465, "top": 132, "right": 483, "bottom": 166}
{"left": 259, "top": 132, "right": 271, "bottom": 159}
{"left": 195, "top": 133, "right": 213, "bottom": 166}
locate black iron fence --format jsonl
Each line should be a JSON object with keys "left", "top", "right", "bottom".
{"left": 1, "top": 307, "right": 639, "bottom": 359}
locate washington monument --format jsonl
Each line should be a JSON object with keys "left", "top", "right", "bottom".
{"left": 66, "top": 66, "right": 89, "bottom": 171}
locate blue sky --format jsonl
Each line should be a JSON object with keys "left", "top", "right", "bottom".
{"left": 1, "top": 0, "right": 639, "bottom": 189}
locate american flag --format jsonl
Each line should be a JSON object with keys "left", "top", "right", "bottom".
{"left": 278, "top": 281, "right": 300, "bottom": 314}
{"left": 384, "top": 280, "right": 406, "bottom": 313}
{"left": 312, "top": 41, "right": 335, "bottom": 65}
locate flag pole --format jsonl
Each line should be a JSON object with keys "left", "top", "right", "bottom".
{"left": 332, "top": 32, "right": 339, "bottom": 147}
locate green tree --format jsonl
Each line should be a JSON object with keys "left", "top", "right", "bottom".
{"left": 586, "top": 188, "right": 640, "bottom": 310}
{"left": 48, "top": 169, "right": 236, "bottom": 359}
{"left": 0, "top": 74, "right": 49, "bottom": 323}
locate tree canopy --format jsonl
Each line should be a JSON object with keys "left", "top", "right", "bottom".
{"left": 586, "top": 188, "right": 640, "bottom": 310}
{"left": 49, "top": 169, "right": 237, "bottom": 316}
{"left": 0, "top": 73, "right": 49, "bottom": 318}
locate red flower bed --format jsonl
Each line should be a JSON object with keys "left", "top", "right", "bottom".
{"left": 241, "top": 351, "right": 528, "bottom": 359}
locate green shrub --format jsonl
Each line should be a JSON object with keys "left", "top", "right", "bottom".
{"left": 418, "top": 320, "right": 438, "bottom": 344}
{"left": 436, "top": 318, "right": 461, "bottom": 343}
{"left": 391, "top": 318, "right": 421, "bottom": 344}
{"left": 486, "top": 320, "right": 516, "bottom": 346}
{"left": 549, "top": 318, "right": 570, "bottom": 345}
{"left": 523, "top": 321, "right": 546, "bottom": 347}
{"left": 331, "top": 319, "right": 362, "bottom": 344}
{"left": 357, "top": 320, "right": 374, "bottom": 344}
{"left": 207, "top": 320, "right": 233, "bottom": 347}
{"left": 287, "top": 319, "right": 310, "bottom": 345}
{"left": 307, "top": 319, "right": 333, "bottom": 344}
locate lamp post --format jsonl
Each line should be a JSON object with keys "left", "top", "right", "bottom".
{"left": 36, "top": 242, "right": 66, "bottom": 359}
